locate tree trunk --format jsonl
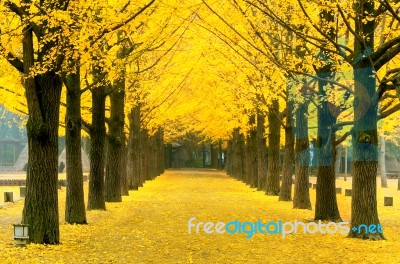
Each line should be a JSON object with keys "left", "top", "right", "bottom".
{"left": 349, "top": 68, "right": 382, "bottom": 239}
{"left": 231, "top": 129, "right": 245, "bottom": 181}
{"left": 165, "top": 143, "right": 172, "bottom": 169}
{"left": 315, "top": 166, "right": 342, "bottom": 221}
{"left": 344, "top": 147, "right": 348, "bottom": 181}
{"left": 121, "top": 143, "right": 129, "bottom": 196}
{"left": 127, "top": 105, "right": 141, "bottom": 190}
{"left": 64, "top": 61, "right": 87, "bottom": 224}
{"left": 349, "top": 0, "right": 383, "bottom": 240}
{"left": 88, "top": 86, "right": 106, "bottom": 210}
{"left": 226, "top": 139, "right": 233, "bottom": 175}
{"left": 379, "top": 136, "right": 388, "bottom": 188}
{"left": 279, "top": 108, "right": 294, "bottom": 201}
{"left": 314, "top": 70, "right": 341, "bottom": 221}
{"left": 397, "top": 157, "right": 400, "bottom": 190}
{"left": 154, "top": 128, "right": 163, "bottom": 176}
{"left": 218, "top": 140, "right": 224, "bottom": 170}
{"left": 21, "top": 26, "right": 62, "bottom": 244}
{"left": 140, "top": 129, "right": 150, "bottom": 184}
{"left": 249, "top": 126, "right": 258, "bottom": 188}
{"left": 230, "top": 129, "right": 239, "bottom": 178}
{"left": 149, "top": 134, "right": 158, "bottom": 179}
{"left": 257, "top": 112, "right": 267, "bottom": 191}
{"left": 293, "top": 102, "right": 312, "bottom": 210}
{"left": 105, "top": 77, "right": 125, "bottom": 202}
{"left": 335, "top": 145, "right": 342, "bottom": 179}
{"left": 238, "top": 131, "right": 246, "bottom": 182}
{"left": 211, "top": 144, "right": 218, "bottom": 169}
{"left": 22, "top": 71, "right": 62, "bottom": 244}
{"left": 244, "top": 115, "right": 256, "bottom": 186}
{"left": 266, "top": 100, "right": 281, "bottom": 195}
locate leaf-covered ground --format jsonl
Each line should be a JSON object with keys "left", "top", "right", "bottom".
{"left": 0, "top": 169, "right": 399, "bottom": 263}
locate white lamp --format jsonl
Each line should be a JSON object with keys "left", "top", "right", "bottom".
{"left": 13, "top": 224, "right": 29, "bottom": 246}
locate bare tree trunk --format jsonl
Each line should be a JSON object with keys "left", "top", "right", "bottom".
{"left": 335, "top": 145, "right": 342, "bottom": 179}
{"left": 211, "top": 144, "right": 218, "bottom": 169}
{"left": 158, "top": 128, "right": 165, "bottom": 175}
{"left": 87, "top": 86, "right": 106, "bottom": 210}
{"left": 127, "top": 105, "right": 141, "bottom": 190}
{"left": 248, "top": 123, "right": 258, "bottom": 188}
{"left": 257, "top": 112, "right": 267, "bottom": 191}
{"left": 121, "top": 144, "right": 129, "bottom": 196}
{"left": 279, "top": 108, "right": 294, "bottom": 201}
{"left": 397, "top": 157, "right": 400, "bottom": 190}
{"left": 105, "top": 77, "right": 125, "bottom": 202}
{"left": 349, "top": 0, "right": 383, "bottom": 240}
{"left": 314, "top": 69, "right": 341, "bottom": 221}
{"left": 64, "top": 60, "right": 87, "bottom": 224}
{"left": 22, "top": 71, "right": 62, "bottom": 244}
{"left": 235, "top": 130, "right": 246, "bottom": 181}
{"left": 293, "top": 102, "right": 312, "bottom": 210}
{"left": 21, "top": 25, "right": 62, "bottom": 243}
{"left": 379, "top": 136, "right": 388, "bottom": 188}
{"left": 244, "top": 115, "right": 257, "bottom": 186}
{"left": 140, "top": 129, "right": 150, "bottom": 184}
{"left": 344, "top": 147, "right": 348, "bottom": 181}
{"left": 266, "top": 100, "right": 281, "bottom": 195}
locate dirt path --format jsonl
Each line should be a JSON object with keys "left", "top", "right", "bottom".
{"left": 0, "top": 169, "right": 398, "bottom": 263}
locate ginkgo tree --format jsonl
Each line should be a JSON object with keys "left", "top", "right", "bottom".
{"left": 0, "top": 0, "right": 158, "bottom": 244}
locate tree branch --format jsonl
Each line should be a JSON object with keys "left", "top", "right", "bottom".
{"left": 379, "top": 103, "right": 400, "bottom": 119}
{"left": 374, "top": 42, "right": 400, "bottom": 71}
{"left": 81, "top": 119, "right": 92, "bottom": 134}
{"left": 334, "top": 131, "right": 351, "bottom": 147}
{"left": 92, "top": 0, "right": 156, "bottom": 45}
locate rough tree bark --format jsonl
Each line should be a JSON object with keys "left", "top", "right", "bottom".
{"left": 22, "top": 73, "right": 62, "bottom": 244}
{"left": 64, "top": 59, "right": 87, "bottom": 224}
{"left": 229, "top": 129, "right": 238, "bottom": 178}
{"left": 237, "top": 131, "right": 246, "bottom": 182}
{"left": 20, "top": 21, "right": 64, "bottom": 243}
{"left": 257, "top": 112, "right": 267, "bottom": 191}
{"left": 266, "top": 99, "right": 281, "bottom": 195}
{"left": 104, "top": 77, "right": 125, "bottom": 202}
{"left": 157, "top": 128, "right": 165, "bottom": 175}
{"left": 165, "top": 143, "right": 173, "bottom": 169}
{"left": 349, "top": 0, "right": 384, "bottom": 240}
{"left": 379, "top": 136, "right": 388, "bottom": 188}
{"left": 248, "top": 117, "right": 258, "bottom": 188}
{"left": 140, "top": 129, "right": 150, "bottom": 184}
{"left": 211, "top": 144, "right": 219, "bottom": 169}
{"left": 335, "top": 145, "right": 342, "bottom": 179}
{"left": 121, "top": 143, "right": 129, "bottom": 196}
{"left": 127, "top": 105, "right": 141, "bottom": 190}
{"left": 398, "top": 157, "right": 400, "bottom": 190}
{"left": 87, "top": 85, "right": 106, "bottom": 210}
{"left": 226, "top": 139, "right": 233, "bottom": 175}
{"left": 293, "top": 101, "right": 312, "bottom": 210}
{"left": 314, "top": 70, "right": 341, "bottom": 222}
{"left": 279, "top": 107, "right": 294, "bottom": 201}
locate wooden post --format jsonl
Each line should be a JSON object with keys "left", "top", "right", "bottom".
{"left": 4, "top": 192, "right": 13, "bottom": 202}
{"left": 20, "top": 186, "right": 26, "bottom": 198}
{"left": 384, "top": 197, "right": 393, "bottom": 206}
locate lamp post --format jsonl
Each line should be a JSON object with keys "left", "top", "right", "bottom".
{"left": 13, "top": 224, "right": 29, "bottom": 246}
